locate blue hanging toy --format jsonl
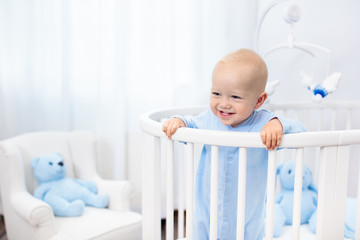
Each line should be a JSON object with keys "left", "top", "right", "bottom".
{"left": 300, "top": 71, "right": 342, "bottom": 102}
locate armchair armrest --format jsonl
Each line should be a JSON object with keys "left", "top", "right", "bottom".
{"left": 11, "top": 191, "right": 55, "bottom": 227}
{"left": 93, "top": 176, "right": 134, "bottom": 212}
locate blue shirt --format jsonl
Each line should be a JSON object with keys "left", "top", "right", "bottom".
{"left": 178, "top": 109, "right": 306, "bottom": 240}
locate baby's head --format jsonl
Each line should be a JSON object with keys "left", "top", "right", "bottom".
{"left": 210, "top": 48, "right": 268, "bottom": 127}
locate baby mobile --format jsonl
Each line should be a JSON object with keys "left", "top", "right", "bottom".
{"left": 255, "top": 0, "right": 342, "bottom": 102}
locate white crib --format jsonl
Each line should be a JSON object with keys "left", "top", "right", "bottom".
{"left": 140, "top": 101, "right": 360, "bottom": 240}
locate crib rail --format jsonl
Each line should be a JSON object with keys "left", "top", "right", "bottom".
{"left": 140, "top": 102, "right": 360, "bottom": 240}
{"left": 265, "top": 101, "right": 360, "bottom": 131}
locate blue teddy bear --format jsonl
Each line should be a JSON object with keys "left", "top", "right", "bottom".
{"left": 273, "top": 161, "right": 358, "bottom": 239}
{"left": 273, "top": 161, "right": 318, "bottom": 237}
{"left": 31, "top": 153, "right": 109, "bottom": 217}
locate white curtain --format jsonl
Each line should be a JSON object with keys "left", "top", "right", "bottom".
{"left": 0, "top": 0, "right": 258, "bottom": 181}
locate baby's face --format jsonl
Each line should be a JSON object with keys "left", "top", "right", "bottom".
{"left": 210, "top": 61, "right": 263, "bottom": 127}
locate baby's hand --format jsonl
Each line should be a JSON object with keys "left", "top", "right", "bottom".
{"left": 162, "top": 118, "right": 186, "bottom": 139}
{"left": 260, "top": 118, "right": 283, "bottom": 150}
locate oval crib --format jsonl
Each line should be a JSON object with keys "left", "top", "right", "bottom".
{"left": 140, "top": 101, "right": 360, "bottom": 240}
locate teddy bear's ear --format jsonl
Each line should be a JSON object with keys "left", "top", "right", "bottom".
{"left": 31, "top": 157, "right": 40, "bottom": 168}
{"left": 308, "top": 180, "right": 318, "bottom": 193}
{"left": 304, "top": 165, "right": 318, "bottom": 193}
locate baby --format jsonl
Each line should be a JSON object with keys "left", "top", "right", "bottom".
{"left": 162, "top": 49, "right": 305, "bottom": 240}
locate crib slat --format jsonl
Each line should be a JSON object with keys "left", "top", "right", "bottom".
{"left": 166, "top": 139, "right": 174, "bottom": 240}
{"left": 178, "top": 144, "right": 185, "bottom": 239}
{"left": 355, "top": 159, "right": 360, "bottom": 240}
{"left": 292, "top": 148, "right": 304, "bottom": 240}
{"left": 316, "top": 146, "right": 338, "bottom": 239}
{"left": 210, "top": 145, "right": 219, "bottom": 240}
{"left": 236, "top": 148, "right": 247, "bottom": 240}
{"left": 333, "top": 146, "right": 350, "bottom": 239}
{"left": 265, "top": 150, "right": 277, "bottom": 240}
{"left": 357, "top": 201, "right": 360, "bottom": 240}
{"left": 317, "top": 109, "right": 324, "bottom": 131}
{"left": 185, "top": 143, "right": 194, "bottom": 240}
{"left": 331, "top": 108, "right": 336, "bottom": 130}
{"left": 283, "top": 109, "right": 288, "bottom": 118}
{"left": 316, "top": 145, "right": 350, "bottom": 239}
{"left": 313, "top": 147, "right": 321, "bottom": 192}
{"left": 293, "top": 109, "right": 299, "bottom": 121}
{"left": 346, "top": 109, "right": 352, "bottom": 130}
{"left": 142, "top": 134, "right": 162, "bottom": 240}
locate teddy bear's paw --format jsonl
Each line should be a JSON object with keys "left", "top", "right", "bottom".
{"left": 66, "top": 200, "right": 85, "bottom": 216}
{"left": 93, "top": 194, "right": 109, "bottom": 208}
{"left": 273, "top": 204, "right": 286, "bottom": 237}
{"left": 86, "top": 181, "right": 98, "bottom": 193}
{"left": 308, "top": 209, "right": 317, "bottom": 233}
{"left": 273, "top": 225, "right": 283, "bottom": 238}
{"left": 54, "top": 200, "right": 85, "bottom": 217}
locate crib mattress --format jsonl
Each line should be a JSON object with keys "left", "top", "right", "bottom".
{"left": 177, "top": 224, "right": 352, "bottom": 240}
{"left": 273, "top": 224, "right": 352, "bottom": 240}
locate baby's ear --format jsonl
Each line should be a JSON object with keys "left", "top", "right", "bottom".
{"left": 254, "top": 92, "right": 268, "bottom": 109}
{"left": 31, "top": 157, "right": 40, "bottom": 168}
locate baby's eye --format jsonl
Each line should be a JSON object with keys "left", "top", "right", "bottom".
{"left": 212, "top": 92, "right": 220, "bottom": 96}
{"left": 231, "top": 95, "right": 241, "bottom": 99}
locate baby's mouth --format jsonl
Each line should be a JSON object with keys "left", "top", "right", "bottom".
{"left": 219, "top": 110, "right": 234, "bottom": 118}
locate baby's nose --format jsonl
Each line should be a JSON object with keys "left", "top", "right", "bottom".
{"left": 220, "top": 98, "right": 231, "bottom": 108}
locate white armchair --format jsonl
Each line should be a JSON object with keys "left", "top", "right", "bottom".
{"left": 0, "top": 131, "right": 142, "bottom": 240}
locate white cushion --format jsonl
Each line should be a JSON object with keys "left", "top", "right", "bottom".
{"left": 55, "top": 207, "right": 142, "bottom": 240}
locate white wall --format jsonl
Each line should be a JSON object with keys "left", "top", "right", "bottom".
{"left": 129, "top": 0, "right": 360, "bottom": 213}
